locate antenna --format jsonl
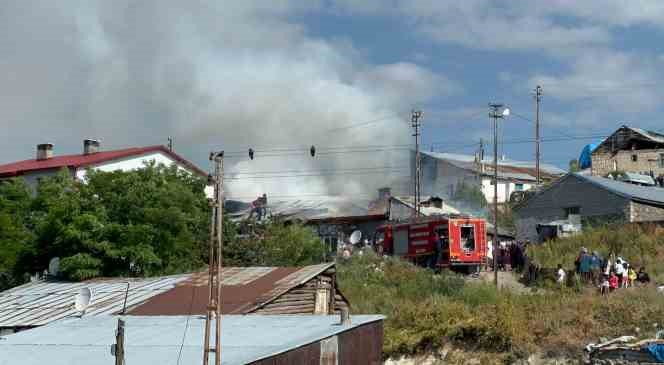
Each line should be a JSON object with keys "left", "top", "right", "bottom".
{"left": 48, "top": 257, "right": 60, "bottom": 277}
{"left": 349, "top": 230, "right": 362, "bottom": 245}
{"left": 74, "top": 287, "right": 92, "bottom": 316}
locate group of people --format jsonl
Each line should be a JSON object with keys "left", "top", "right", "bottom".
{"left": 490, "top": 241, "right": 527, "bottom": 272}
{"left": 556, "top": 247, "right": 651, "bottom": 294}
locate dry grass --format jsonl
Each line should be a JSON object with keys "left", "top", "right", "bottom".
{"left": 337, "top": 246, "right": 664, "bottom": 362}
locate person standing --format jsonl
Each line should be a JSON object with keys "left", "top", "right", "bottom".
{"left": 600, "top": 274, "right": 610, "bottom": 296}
{"left": 556, "top": 264, "right": 566, "bottom": 287}
{"left": 579, "top": 248, "right": 592, "bottom": 283}
{"left": 637, "top": 267, "right": 651, "bottom": 286}
{"left": 609, "top": 272, "right": 619, "bottom": 292}
{"left": 590, "top": 251, "right": 601, "bottom": 285}
{"left": 628, "top": 266, "right": 637, "bottom": 287}
{"left": 614, "top": 258, "right": 625, "bottom": 287}
{"left": 622, "top": 262, "right": 629, "bottom": 288}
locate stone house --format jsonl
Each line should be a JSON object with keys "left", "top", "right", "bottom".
{"left": 591, "top": 125, "right": 664, "bottom": 178}
{"left": 514, "top": 173, "right": 664, "bottom": 242}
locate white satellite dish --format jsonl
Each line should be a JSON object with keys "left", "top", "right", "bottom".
{"left": 48, "top": 257, "right": 60, "bottom": 277}
{"left": 502, "top": 107, "right": 511, "bottom": 117}
{"left": 349, "top": 230, "right": 362, "bottom": 245}
{"left": 74, "top": 287, "right": 92, "bottom": 316}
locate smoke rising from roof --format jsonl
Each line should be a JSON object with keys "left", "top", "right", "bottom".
{"left": 0, "top": 1, "right": 454, "bottom": 198}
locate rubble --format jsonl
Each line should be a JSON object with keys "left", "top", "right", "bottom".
{"left": 586, "top": 335, "right": 664, "bottom": 364}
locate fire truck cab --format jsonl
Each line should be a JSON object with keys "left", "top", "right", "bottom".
{"left": 374, "top": 216, "right": 487, "bottom": 271}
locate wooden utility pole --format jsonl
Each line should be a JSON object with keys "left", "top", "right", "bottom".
{"left": 411, "top": 110, "right": 423, "bottom": 217}
{"left": 203, "top": 151, "right": 224, "bottom": 365}
{"left": 489, "top": 103, "right": 508, "bottom": 287}
{"left": 534, "top": 85, "right": 542, "bottom": 185}
{"left": 115, "top": 319, "right": 125, "bottom": 365}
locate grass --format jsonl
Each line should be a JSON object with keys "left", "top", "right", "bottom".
{"left": 527, "top": 224, "right": 664, "bottom": 283}
{"left": 337, "top": 235, "right": 664, "bottom": 363}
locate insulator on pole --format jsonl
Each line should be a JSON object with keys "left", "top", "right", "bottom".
{"left": 310, "top": 145, "right": 316, "bottom": 157}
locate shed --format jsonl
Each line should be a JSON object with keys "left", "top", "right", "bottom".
{"left": 514, "top": 173, "right": 664, "bottom": 242}
{"left": 0, "top": 314, "right": 385, "bottom": 365}
{"left": 128, "top": 263, "right": 349, "bottom": 316}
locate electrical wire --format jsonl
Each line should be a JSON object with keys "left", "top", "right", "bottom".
{"left": 176, "top": 285, "right": 197, "bottom": 365}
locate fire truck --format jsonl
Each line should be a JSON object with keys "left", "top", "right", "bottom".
{"left": 373, "top": 216, "right": 487, "bottom": 271}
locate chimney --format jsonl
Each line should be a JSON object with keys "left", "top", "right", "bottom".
{"left": 83, "top": 139, "right": 100, "bottom": 155}
{"left": 378, "top": 187, "right": 391, "bottom": 201}
{"left": 340, "top": 307, "right": 351, "bottom": 326}
{"left": 36, "top": 143, "right": 53, "bottom": 160}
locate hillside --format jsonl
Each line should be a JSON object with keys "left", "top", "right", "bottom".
{"left": 337, "top": 229, "right": 664, "bottom": 363}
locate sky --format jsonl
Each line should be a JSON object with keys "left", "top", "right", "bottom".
{"left": 2, "top": 1, "right": 664, "bottom": 198}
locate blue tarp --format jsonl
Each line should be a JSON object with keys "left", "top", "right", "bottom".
{"left": 578, "top": 143, "right": 598, "bottom": 169}
{"left": 647, "top": 343, "right": 664, "bottom": 362}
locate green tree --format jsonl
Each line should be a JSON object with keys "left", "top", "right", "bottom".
{"left": 224, "top": 219, "right": 326, "bottom": 267}
{"left": 0, "top": 178, "right": 34, "bottom": 289}
{"left": 569, "top": 159, "right": 580, "bottom": 173}
{"left": 8, "top": 163, "right": 210, "bottom": 282}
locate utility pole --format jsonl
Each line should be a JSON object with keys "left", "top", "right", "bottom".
{"left": 168, "top": 137, "right": 173, "bottom": 152}
{"left": 489, "top": 103, "right": 509, "bottom": 287}
{"left": 411, "top": 110, "right": 423, "bottom": 217}
{"left": 203, "top": 151, "right": 224, "bottom": 365}
{"left": 534, "top": 85, "right": 542, "bottom": 185}
{"left": 114, "top": 319, "right": 125, "bottom": 365}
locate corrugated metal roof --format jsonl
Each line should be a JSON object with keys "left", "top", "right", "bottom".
{"left": 575, "top": 173, "right": 664, "bottom": 206}
{"left": 421, "top": 151, "right": 567, "bottom": 176}
{"left": 0, "top": 314, "right": 385, "bottom": 365}
{"left": 128, "top": 263, "right": 336, "bottom": 315}
{"left": 227, "top": 196, "right": 373, "bottom": 221}
{"left": 0, "top": 275, "right": 189, "bottom": 328}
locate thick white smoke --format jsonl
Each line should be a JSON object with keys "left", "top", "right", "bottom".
{"left": 0, "top": 1, "right": 453, "bottom": 199}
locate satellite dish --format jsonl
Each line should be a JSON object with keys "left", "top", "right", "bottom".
{"left": 502, "top": 108, "right": 511, "bottom": 117}
{"left": 48, "top": 257, "right": 60, "bottom": 277}
{"left": 349, "top": 230, "right": 362, "bottom": 245}
{"left": 74, "top": 287, "right": 92, "bottom": 315}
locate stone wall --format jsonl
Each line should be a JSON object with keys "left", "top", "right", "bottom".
{"left": 629, "top": 201, "right": 664, "bottom": 222}
{"left": 591, "top": 149, "right": 664, "bottom": 177}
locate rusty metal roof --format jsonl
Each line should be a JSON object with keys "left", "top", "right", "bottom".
{"left": 128, "top": 262, "right": 336, "bottom": 315}
{"left": 0, "top": 275, "right": 189, "bottom": 328}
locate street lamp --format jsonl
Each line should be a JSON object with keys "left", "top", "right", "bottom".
{"left": 489, "top": 103, "right": 510, "bottom": 287}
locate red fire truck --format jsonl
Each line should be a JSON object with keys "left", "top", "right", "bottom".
{"left": 373, "top": 216, "right": 487, "bottom": 271}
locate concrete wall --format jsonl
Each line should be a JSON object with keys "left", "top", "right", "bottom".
{"left": 74, "top": 151, "right": 191, "bottom": 180}
{"left": 630, "top": 201, "right": 664, "bottom": 222}
{"left": 592, "top": 149, "right": 664, "bottom": 177}
{"left": 481, "top": 178, "right": 532, "bottom": 204}
{"left": 514, "top": 174, "right": 630, "bottom": 241}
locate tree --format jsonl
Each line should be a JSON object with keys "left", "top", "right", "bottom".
{"left": 6, "top": 163, "right": 210, "bottom": 283}
{"left": 0, "top": 178, "right": 34, "bottom": 289}
{"left": 569, "top": 159, "right": 580, "bottom": 173}
{"left": 224, "top": 219, "right": 327, "bottom": 267}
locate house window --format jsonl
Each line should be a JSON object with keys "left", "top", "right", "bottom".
{"left": 659, "top": 153, "right": 664, "bottom": 168}
{"left": 564, "top": 206, "right": 580, "bottom": 217}
{"left": 515, "top": 183, "right": 524, "bottom": 191}
{"left": 631, "top": 154, "right": 638, "bottom": 162}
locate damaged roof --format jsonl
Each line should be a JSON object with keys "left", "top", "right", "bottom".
{"left": 0, "top": 275, "right": 189, "bottom": 328}
{"left": 593, "top": 125, "right": 664, "bottom": 154}
{"left": 128, "top": 262, "right": 336, "bottom": 316}
{"left": 226, "top": 195, "right": 374, "bottom": 221}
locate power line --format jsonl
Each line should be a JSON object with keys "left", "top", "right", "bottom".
{"left": 176, "top": 284, "right": 197, "bottom": 365}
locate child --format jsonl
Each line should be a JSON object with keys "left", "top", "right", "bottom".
{"left": 622, "top": 262, "right": 629, "bottom": 288}
{"left": 609, "top": 272, "right": 619, "bottom": 292}
{"left": 628, "top": 266, "right": 637, "bottom": 287}
{"left": 600, "top": 274, "right": 610, "bottom": 296}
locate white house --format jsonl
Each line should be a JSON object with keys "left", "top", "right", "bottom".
{"left": 415, "top": 151, "right": 566, "bottom": 204}
{"left": 0, "top": 140, "right": 208, "bottom": 190}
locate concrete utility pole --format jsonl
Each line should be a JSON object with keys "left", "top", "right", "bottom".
{"left": 411, "top": 110, "right": 423, "bottom": 217}
{"left": 114, "top": 319, "right": 125, "bottom": 365}
{"left": 534, "top": 85, "right": 543, "bottom": 185}
{"left": 203, "top": 151, "right": 224, "bottom": 365}
{"left": 489, "top": 103, "right": 509, "bottom": 287}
